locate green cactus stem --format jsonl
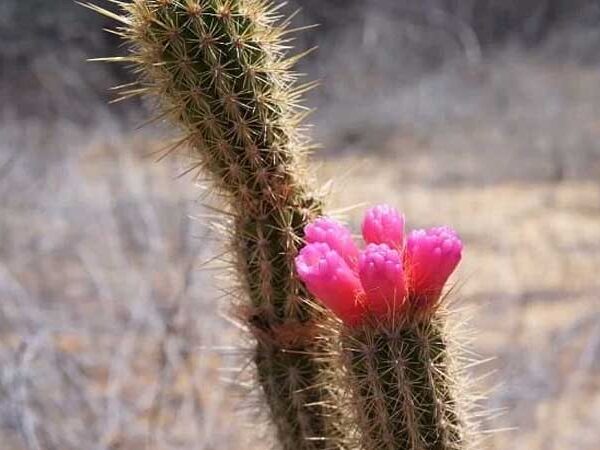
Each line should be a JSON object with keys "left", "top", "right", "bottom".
{"left": 340, "top": 313, "right": 470, "bottom": 450}
{"left": 84, "top": 1, "right": 334, "bottom": 448}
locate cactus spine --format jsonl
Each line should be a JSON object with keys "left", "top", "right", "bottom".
{"left": 85, "top": 1, "right": 331, "bottom": 448}
{"left": 339, "top": 311, "right": 469, "bottom": 450}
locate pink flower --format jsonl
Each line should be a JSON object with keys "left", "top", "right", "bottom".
{"left": 405, "top": 227, "right": 463, "bottom": 306}
{"left": 362, "top": 204, "right": 405, "bottom": 249}
{"left": 305, "top": 217, "right": 359, "bottom": 268}
{"left": 295, "top": 206, "right": 463, "bottom": 326}
{"left": 358, "top": 244, "right": 407, "bottom": 316}
{"left": 295, "top": 242, "right": 366, "bottom": 325}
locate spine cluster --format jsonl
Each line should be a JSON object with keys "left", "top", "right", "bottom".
{"left": 87, "top": 1, "right": 330, "bottom": 448}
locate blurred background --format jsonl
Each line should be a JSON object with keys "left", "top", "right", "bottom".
{"left": 1, "top": 0, "right": 600, "bottom": 449}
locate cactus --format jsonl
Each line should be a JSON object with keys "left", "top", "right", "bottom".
{"left": 87, "top": 1, "right": 480, "bottom": 448}
{"left": 340, "top": 314, "right": 467, "bottom": 450}
{"left": 296, "top": 206, "right": 474, "bottom": 450}
{"left": 83, "top": 1, "right": 333, "bottom": 449}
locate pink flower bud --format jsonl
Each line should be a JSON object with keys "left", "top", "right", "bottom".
{"left": 295, "top": 242, "right": 366, "bottom": 325}
{"left": 405, "top": 226, "right": 463, "bottom": 307}
{"left": 305, "top": 217, "right": 359, "bottom": 269}
{"left": 362, "top": 204, "right": 405, "bottom": 249}
{"left": 359, "top": 244, "right": 407, "bottom": 317}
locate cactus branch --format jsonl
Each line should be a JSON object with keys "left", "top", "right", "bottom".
{"left": 296, "top": 208, "right": 476, "bottom": 450}
{"left": 84, "top": 1, "right": 334, "bottom": 448}
{"left": 341, "top": 314, "right": 467, "bottom": 450}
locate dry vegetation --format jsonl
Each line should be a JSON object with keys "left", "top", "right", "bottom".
{"left": 2, "top": 126, "right": 598, "bottom": 450}
{"left": 0, "top": 137, "right": 257, "bottom": 450}
{"left": 1, "top": 1, "right": 600, "bottom": 449}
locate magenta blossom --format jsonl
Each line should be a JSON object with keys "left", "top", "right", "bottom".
{"left": 359, "top": 244, "right": 407, "bottom": 316}
{"left": 362, "top": 204, "right": 405, "bottom": 249}
{"left": 295, "top": 242, "right": 366, "bottom": 325}
{"left": 305, "top": 217, "right": 359, "bottom": 268}
{"left": 294, "top": 206, "right": 463, "bottom": 326}
{"left": 405, "top": 227, "right": 463, "bottom": 306}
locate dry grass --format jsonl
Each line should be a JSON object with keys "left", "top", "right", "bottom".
{"left": 0, "top": 137, "right": 261, "bottom": 450}
{"left": 1, "top": 133, "right": 598, "bottom": 449}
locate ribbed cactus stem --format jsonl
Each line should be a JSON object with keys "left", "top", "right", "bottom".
{"left": 85, "top": 1, "right": 332, "bottom": 448}
{"left": 342, "top": 314, "right": 466, "bottom": 450}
